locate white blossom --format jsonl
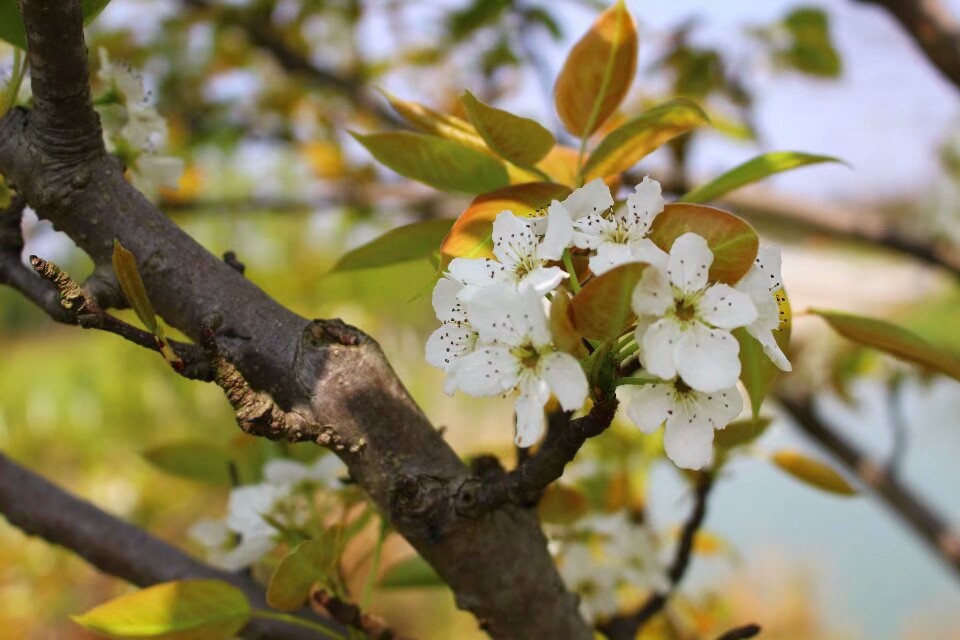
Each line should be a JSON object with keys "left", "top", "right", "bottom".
{"left": 631, "top": 232, "right": 757, "bottom": 393}
{"left": 623, "top": 379, "right": 743, "bottom": 469}
{"left": 263, "top": 454, "right": 345, "bottom": 489}
{"left": 735, "top": 245, "right": 792, "bottom": 371}
{"left": 558, "top": 542, "right": 620, "bottom": 623}
{"left": 425, "top": 275, "right": 479, "bottom": 394}
{"left": 572, "top": 176, "right": 668, "bottom": 275}
{"left": 448, "top": 204, "right": 572, "bottom": 298}
{"left": 585, "top": 512, "right": 669, "bottom": 593}
{"left": 131, "top": 155, "right": 184, "bottom": 201}
{"left": 451, "top": 285, "right": 588, "bottom": 447}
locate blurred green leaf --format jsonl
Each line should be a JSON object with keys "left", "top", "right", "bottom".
{"left": 461, "top": 91, "right": 555, "bottom": 167}
{"left": 715, "top": 417, "right": 772, "bottom": 450}
{"left": 141, "top": 441, "right": 235, "bottom": 486}
{"left": 447, "top": 0, "right": 509, "bottom": 42}
{"left": 680, "top": 152, "right": 843, "bottom": 204}
{"left": 772, "top": 450, "right": 857, "bottom": 496}
{"left": 351, "top": 131, "right": 509, "bottom": 194}
{"left": 267, "top": 539, "right": 339, "bottom": 612}
{"left": 582, "top": 98, "right": 708, "bottom": 180}
{"left": 812, "top": 309, "right": 960, "bottom": 381}
{"left": 71, "top": 579, "right": 249, "bottom": 639}
{"left": 330, "top": 219, "right": 454, "bottom": 273}
{"left": 780, "top": 7, "right": 841, "bottom": 77}
{"left": 379, "top": 556, "right": 445, "bottom": 590}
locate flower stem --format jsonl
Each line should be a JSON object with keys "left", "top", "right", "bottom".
{"left": 250, "top": 610, "right": 346, "bottom": 640}
{"left": 615, "top": 375, "right": 660, "bottom": 387}
{"left": 563, "top": 249, "right": 581, "bottom": 293}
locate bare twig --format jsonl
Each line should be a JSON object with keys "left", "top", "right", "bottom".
{"left": 599, "top": 472, "right": 715, "bottom": 640}
{"left": 312, "top": 590, "right": 400, "bottom": 640}
{"left": 715, "top": 623, "right": 762, "bottom": 640}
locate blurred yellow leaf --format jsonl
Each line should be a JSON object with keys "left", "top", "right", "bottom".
{"left": 538, "top": 483, "right": 590, "bottom": 524}
{"left": 772, "top": 450, "right": 858, "bottom": 496}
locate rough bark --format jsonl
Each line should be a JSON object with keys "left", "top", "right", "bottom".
{"left": 0, "top": 1, "right": 589, "bottom": 637}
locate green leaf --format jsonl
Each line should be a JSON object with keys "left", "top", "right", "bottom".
{"left": 71, "top": 579, "right": 250, "bottom": 639}
{"left": 439, "top": 182, "right": 571, "bottom": 264}
{"left": 679, "top": 152, "right": 843, "bottom": 204}
{"left": 461, "top": 90, "right": 555, "bottom": 167}
{"left": 582, "top": 99, "right": 709, "bottom": 181}
{"left": 112, "top": 239, "right": 158, "bottom": 334}
{"left": 812, "top": 309, "right": 960, "bottom": 381}
{"left": 714, "top": 416, "right": 772, "bottom": 450}
{"left": 351, "top": 131, "right": 509, "bottom": 194}
{"left": 378, "top": 556, "right": 445, "bottom": 590}
{"left": 0, "top": 0, "right": 114, "bottom": 49}
{"left": 570, "top": 262, "right": 647, "bottom": 341}
{"left": 378, "top": 90, "right": 487, "bottom": 151}
{"left": 780, "top": 7, "right": 841, "bottom": 78}
{"left": 554, "top": 0, "right": 638, "bottom": 138}
{"left": 141, "top": 441, "right": 235, "bottom": 486}
{"left": 266, "top": 539, "right": 339, "bottom": 612}
{"left": 772, "top": 450, "right": 857, "bottom": 496}
{"left": 648, "top": 203, "right": 759, "bottom": 284}
{"left": 330, "top": 219, "right": 455, "bottom": 273}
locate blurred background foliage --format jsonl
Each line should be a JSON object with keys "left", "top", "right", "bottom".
{"left": 1, "top": 0, "right": 960, "bottom": 638}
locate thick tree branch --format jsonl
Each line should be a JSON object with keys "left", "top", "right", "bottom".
{"left": 858, "top": 0, "right": 960, "bottom": 92}
{"left": 599, "top": 472, "right": 715, "bottom": 640}
{"left": 0, "top": 2, "right": 589, "bottom": 636}
{"left": 0, "top": 452, "right": 345, "bottom": 640}
{"left": 780, "top": 394, "right": 960, "bottom": 582}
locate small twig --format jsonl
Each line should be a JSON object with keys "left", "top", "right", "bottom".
{"left": 599, "top": 472, "right": 715, "bottom": 640}
{"left": 715, "top": 623, "right": 762, "bottom": 640}
{"left": 312, "top": 590, "right": 401, "bottom": 640}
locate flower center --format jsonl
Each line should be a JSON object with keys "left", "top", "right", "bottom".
{"left": 511, "top": 343, "right": 541, "bottom": 369}
{"left": 675, "top": 299, "right": 697, "bottom": 322}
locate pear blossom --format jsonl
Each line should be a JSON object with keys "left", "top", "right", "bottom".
{"left": 631, "top": 232, "right": 757, "bottom": 393}
{"left": 587, "top": 512, "right": 668, "bottom": 593}
{"left": 262, "top": 453, "right": 345, "bottom": 489}
{"left": 623, "top": 379, "right": 743, "bottom": 469}
{"left": 451, "top": 285, "right": 588, "bottom": 447}
{"left": 572, "top": 176, "right": 668, "bottom": 275}
{"left": 425, "top": 275, "right": 479, "bottom": 394}
{"left": 448, "top": 203, "right": 572, "bottom": 298}
{"left": 558, "top": 542, "right": 620, "bottom": 622}
{"left": 735, "top": 245, "right": 792, "bottom": 371}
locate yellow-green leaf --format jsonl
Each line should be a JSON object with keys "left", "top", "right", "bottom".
{"left": 351, "top": 131, "right": 509, "bottom": 194}
{"left": 680, "top": 152, "right": 843, "bottom": 204}
{"left": 112, "top": 239, "right": 158, "bottom": 334}
{"left": 266, "top": 539, "right": 339, "bottom": 611}
{"left": 330, "top": 219, "right": 455, "bottom": 273}
{"left": 439, "top": 182, "right": 571, "bottom": 265}
{"left": 648, "top": 203, "right": 759, "bottom": 284}
{"left": 570, "top": 262, "right": 647, "bottom": 341}
{"left": 378, "top": 556, "right": 445, "bottom": 590}
{"left": 772, "top": 450, "right": 857, "bottom": 496}
{"left": 141, "top": 441, "right": 235, "bottom": 486}
{"left": 554, "top": 0, "right": 638, "bottom": 138}
{"left": 538, "top": 483, "right": 589, "bottom": 525}
{"left": 379, "top": 90, "right": 487, "bottom": 151}
{"left": 582, "top": 99, "right": 709, "bottom": 181}
{"left": 71, "top": 579, "right": 249, "bottom": 639}
{"left": 714, "top": 416, "right": 773, "bottom": 450}
{"left": 461, "top": 90, "right": 556, "bottom": 167}
{"left": 812, "top": 309, "right": 960, "bottom": 381}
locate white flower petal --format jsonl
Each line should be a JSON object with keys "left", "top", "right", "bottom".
{"left": 588, "top": 242, "right": 634, "bottom": 276}
{"left": 623, "top": 383, "right": 675, "bottom": 434}
{"left": 756, "top": 245, "right": 783, "bottom": 290}
{"left": 572, "top": 214, "right": 611, "bottom": 249}
{"left": 453, "top": 346, "right": 520, "bottom": 396}
{"left": 697, "top": 283, "right": 757, "bottom": 329}
{"left": 750, "top": 326, "right": 792, "bottom": 372}
{"left": 696, "top": 387, "right": 744, "bottom": 429}
{"left": 538, "top": 201, "right": 574, "bottom": 261}
{"left": 628, "top": 238, "right": 669, "bottom": 270}
{"left": 621, "top": 176, "right": 664, "bottom": 233}
{"left": 667, "top": 232, "right": 712, "bottom": 293}
{"left": 425, "top": 323, "right": 477, "bottom": 369}
{"left": 663, "top": 405, "right": 716, "bottom": 470}
{"left": 674, "top": 323, "right": 740, "bottom": 392}
{"left": 432, "top": 276, "right": 465, "bottom": 323}
{"left": 562, "top": 178, "right": 614, "bottom": 219}
{"left": 492, "top": 211, "right": 538, "bottom": 267}
{"left": 515, "top": 378, "right": 551, "bottom": 447}
{"left": 464, "top": 284, "right": 527, "bottom": 344}
{"left": 448, "top": 257, "right": 510, "bottom": 295}
{"left": 640, "top": 318, "right": 682, "bottom": 380}
{"left": 263, "top": 459, "right": 311, "bottom": 486}
{"left": 189, "top": 518, "right": 230, "bottom": 549}
{"left": 631, "top": 264, "right": 673, "bottom": 317}
{"left": 211, "top": 536, "right": 276, "bottom": 571}
{"left": 226, "top": 484, "right": 284, "bottom": 539}
{"left": 519, "top": 266, "right": 567, "bottom": 295}
{"left": 539, "top": 351, "right": 588, "bottom": 411}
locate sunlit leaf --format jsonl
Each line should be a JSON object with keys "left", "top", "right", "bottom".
{"left": 679, "top": 152, "right": 843, "bottom": 204}
{"left": 536, "top": 145, "right": 581, "bottom": 187}
{"left": 549, "top": 289, "right": 587, "bottom": 358}
{"left": 266, "top": 539, "right": 339, "bottom": 612}
{"left": 554, "top": 0, "right": 638, "bottom": 138}
{"left": 113, "top": 239, "right": 158, "bottom": 334}
{"left": 141, "top": 441, "right": 234, "bottom": 486}
{"left": 378, "top": 556, "right": 445, "bottom": 589}
{"left": 330, "top": 219, "right": 455, "bottom": 273}
{"left": 439, "top": 182, "right": 571, "bottom": 264}
{"left": 379, "top": 90, "right": 487, "bottom": 151}
{"left": 772, "top": 450, "right": 857, "bottom": 496}
{"left": 0, "top": 0, "right": 114, "bottom": 49}
{"left": 582, "top": 99, "right": 708, "bottom": 181}
{"left": 714, "top": 416, "right": 773, "bottom": 450}
{"left": 648, "top": 203, "right": 759, "bottom": 284}
{"left": 570, "top": 263, "right": 647, "bottom": 341}
{"left": 351, "top": 131, "right": 509, "bottom": 194}
{"left": 538, "top": 483, "right": 589, "bottom": 524}
{"left": 461, "top": 90, "right": 556, "bottom": 167}
{"left": 71, "top": 579, "right": 249, "bottom": 639}
{"left": 812, "top": 309, "right": 960, "bottom": 381}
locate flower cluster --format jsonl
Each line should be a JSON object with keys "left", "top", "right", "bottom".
{"left": 427, "top": 177, "right": 791, "bottom": 469}
{"left": 189, "top": 454, "right": 346, "bottom": 570}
